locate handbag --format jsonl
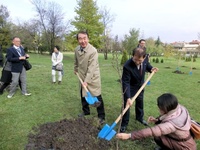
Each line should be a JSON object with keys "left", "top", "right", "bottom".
{"left": 56, "top": 63, "right": 63, "bottom": 71}
{"left": 190, "top": 119, "right": 200, "bottom": 139}
{"left": 23, "top": 59, "right": 32, "bottom": 71}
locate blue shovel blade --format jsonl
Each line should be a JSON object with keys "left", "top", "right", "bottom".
{"left": 86, "top": 92, "right": 99, "bottom": 105}
{"left": 98, "top": 124, "right": 110, "bottom": 138}
{"left": 105, "top": 130, "right": 116, "bottom": 141}
{"left": 98, "top": 122, "right": 117, "bottom": 139}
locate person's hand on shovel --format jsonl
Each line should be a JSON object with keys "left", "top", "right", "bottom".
{"left": 116, "top": 133, "right": 132, "bottom": 140}
{"left": 82, "top": 81, "right": 88, "bottom": 87}
{"left": 147, "top": 116, "right": 158, "bottom": 124}
{"left": 126, "top": 98, "right": 133, "bottom": 107}
{"left": 151, "top": 67, "right": 159, "bottom": 73}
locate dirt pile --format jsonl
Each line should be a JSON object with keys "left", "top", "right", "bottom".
{"left": 25, "top": 117, "right": 116, "bottom": 150}
{"left": 172, "top": 70, "right": 184, "bottom": 74}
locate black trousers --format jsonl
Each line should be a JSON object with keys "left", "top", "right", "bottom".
{"left": 0, "top": 81, "right": 22, "bottom": 93}
{"left": 0, "top": 82, "right": 10, "bottom": 93}
{"left": 80, "top": 89, "right": 105, "bottom": 120}
{"left": 121, "top": 91, "right": 144, "bottom": 127}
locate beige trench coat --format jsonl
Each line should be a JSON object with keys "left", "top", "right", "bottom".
{"left": 74, "top": 43, "right": 101, "bottom": 97}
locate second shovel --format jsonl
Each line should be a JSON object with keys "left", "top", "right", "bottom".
{"left": 76, "top": 73, "right": 101, "bottom": 107}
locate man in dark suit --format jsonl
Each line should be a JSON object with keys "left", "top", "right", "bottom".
{"left": 137, "top": 39, "right": 146, "bottom": 51}
{"left": 120, "top": 47, "right": 158, "bottom": 132}
{"left": 6, "top": 37, "right": 31, "bottom": 98}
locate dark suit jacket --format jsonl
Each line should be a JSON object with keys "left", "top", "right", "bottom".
{"left": 122, "top": 57, "right": 153, "bottom": 99}
{"left": 7, "top": 46, "right": 25, "bottom": 73}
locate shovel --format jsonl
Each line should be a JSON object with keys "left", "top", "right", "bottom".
{"left": 98, "top": 71, "right": 155, "bottom": 141}
{"left": 76, "top": 73, "right": 101, "bottom": 107}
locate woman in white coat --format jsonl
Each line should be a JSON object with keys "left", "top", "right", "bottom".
{"left": 51, "top": 46, "right": 63, "bottom": 84}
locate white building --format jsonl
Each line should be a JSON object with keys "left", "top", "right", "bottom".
{"left": 172, "top": 40, "right": 200, "bottom": 56}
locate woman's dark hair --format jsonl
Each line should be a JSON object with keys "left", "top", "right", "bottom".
{"left": 132, "top": 47, "right": 146, "bottom": 58}
{"left": 76, "top": 30, "right": 89, "bottom": 40}
{"left": 157, "top": 93, "right": 178, "bottom": 113}
{"left": 54, "top": 45, "right": 60, "bottom": 51}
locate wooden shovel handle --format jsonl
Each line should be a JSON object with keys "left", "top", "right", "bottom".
{"left": 115, "top": 71, "right": 155, "bottom": 124}
{"left": 76, "top": 72, "right": 89, "bottom": 92}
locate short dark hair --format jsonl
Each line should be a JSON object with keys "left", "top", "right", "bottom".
{"left": 54, "top": 45, "right": 60, "bottom": 51}
{"left": 12, "top": 36, "right": 20, "bottom": 41}
{"left": 76, "top": 30, "right": 89, "bottom": 40}
{"left": 157, "top": 93, "right": 178, "bottom": 114}
{"left": 139, "top": 39, "right": 145, "bottom": 43}
{"left": 132, "top": 47, "right": 146, "bottom": 58}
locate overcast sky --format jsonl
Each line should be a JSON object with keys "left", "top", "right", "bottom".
{"left": 2, "top": 0, "right": 200, "bottom": 43}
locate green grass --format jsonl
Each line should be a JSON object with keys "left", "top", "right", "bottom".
{"left": 0, "top": 53, "right": 200, "bottom": 149}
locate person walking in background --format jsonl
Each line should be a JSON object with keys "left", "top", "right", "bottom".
{"left": 51, "top": 46, "right": 63, "bottom": 84}
{"left": 116, "top": 93, "right": 196, "bottom": 150}
{"left": 6, "top": 37, "right": 31, "bottom": 98}
{"left": 74, "top": 31, "right": 105, "bottom": 124}
{"left": 120, "top": 47, "right": 158, "bottom": 132}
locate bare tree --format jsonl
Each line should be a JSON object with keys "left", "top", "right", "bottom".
{"left": 31, "top": 0, "right": 67, "bottom": 54}
{"left": 100, "top": 6, "right": 115, "bottom": 59}
{"left": 13, "top": 19, "right": 41, "bottom": 53}
{"left": 111, "top": 35, "right": 124, "bottom": 150}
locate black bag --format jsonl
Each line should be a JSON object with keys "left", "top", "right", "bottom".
{"left": 23, "top": 60, "right": 32, "bottom": 71}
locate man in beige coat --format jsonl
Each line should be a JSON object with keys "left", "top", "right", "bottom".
{"left": 74, "top": 31, "right": 105, "bottom": 124}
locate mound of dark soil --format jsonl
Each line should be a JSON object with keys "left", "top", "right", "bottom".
{"left": 164, "top": 66, "right": 171, "bottom": 69}
{"left": 25, "top": 117, "right": 116, "bottom": 150}
{"left": 181, "top": 65, "right": 187, "bottom": 68}
{"left": 172, "top": 70, "right": 184, "bottom": 74}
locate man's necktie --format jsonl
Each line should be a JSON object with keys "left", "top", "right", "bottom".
{"left": 139, "top": 64, "right": 142, "bottom": 75}
{"left": 17, "top": 48, "right": 21, "bottom": 55}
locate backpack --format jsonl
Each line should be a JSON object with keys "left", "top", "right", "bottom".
{"left": 190, "top": 119, "right": 200, "bottom": 140}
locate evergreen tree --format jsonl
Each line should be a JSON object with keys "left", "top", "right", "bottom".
{"left": 71, "top": 0, "right": 104, "bottom": 49}
{"left": 121, "top": 50, "right": 128, "bottom": 65}
{"left": 155, "top": 36, "right": 161, "bottom": 47}
{"left": 0, "top": 5, "right": 11, "bottom": 51}
{"left": 122, "top": 28, "right": 140, "bottom": 57}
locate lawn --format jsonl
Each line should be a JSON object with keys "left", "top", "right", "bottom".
{"left": 0, "top": 52, "right": 199, "bottom": 150}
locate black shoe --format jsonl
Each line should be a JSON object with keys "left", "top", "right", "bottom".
{"left": 78, "top": 113, "right": 90, "bottom": 117}
{"left": 120, "top": 126, "right": 127, "bottom": 133}
{"left": 137, "top": 120, "right": 148, "bottom": 126}
{"left": 99, "top": 118, "right": 105, "bottom": 125}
